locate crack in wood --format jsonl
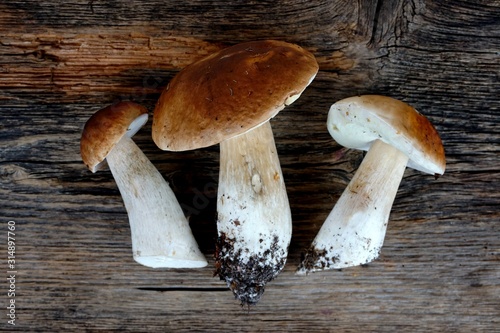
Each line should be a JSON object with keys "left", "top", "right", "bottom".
{"left": 137, "top": 287, "right": 229, "bottom": 292}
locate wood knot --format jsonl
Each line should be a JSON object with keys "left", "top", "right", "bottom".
{"left": 0, "top": 164, "right": 29, "bottom": 182}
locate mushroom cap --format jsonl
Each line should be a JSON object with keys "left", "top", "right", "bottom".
{"left": 327, "top": 95, "right": 446, "bottom": 175}
{"left": 152, "top": 40, "right": 319, "bottom": 151}
{"left": 81, "top": 101, "right": 149, "bottom": 173}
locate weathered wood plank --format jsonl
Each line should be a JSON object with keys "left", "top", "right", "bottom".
{"left": 0, "top": 0, "right": 499, "bottom": 332}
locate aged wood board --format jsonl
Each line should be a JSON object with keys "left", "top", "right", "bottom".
{"left": 0, "top": 0, "right": 499, "bottom": 332}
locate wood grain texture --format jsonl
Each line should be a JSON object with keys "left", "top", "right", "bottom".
{"left": 1, "top": 0, "right": 499, "bottom": 332}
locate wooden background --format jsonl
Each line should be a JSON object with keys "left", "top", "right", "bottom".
{"left": 1, "top": 0, "right": 499, "bottom": 331}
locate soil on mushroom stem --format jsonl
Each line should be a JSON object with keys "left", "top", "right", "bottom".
{"left": 214, "top": 233, "right": 287, "bottom": 306}
{"left": 298, "top": 246, "right": 339, "bottom": 273}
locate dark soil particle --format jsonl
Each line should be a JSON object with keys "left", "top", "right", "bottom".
{"left": 214, "top": 233, "right": 286, "bottom": 306}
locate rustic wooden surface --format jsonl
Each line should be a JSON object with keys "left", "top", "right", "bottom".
{"left": 1, "top": 0, "right": 499, "bottom": 332}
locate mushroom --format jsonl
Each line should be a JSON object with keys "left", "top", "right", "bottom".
{"left": 298, "top": 95, "right": 446, "bottom": 273}
{"left": 80, "top": 101, "right": 207, "bottom": 268}
{"left": 152, "top": 40, "right": 318, "bottom": 304}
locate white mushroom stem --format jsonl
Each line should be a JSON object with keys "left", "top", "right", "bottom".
{"left": 106, "top": 135, "right": 207, "bottom": 268}
{"left": 215, "top": 121, "right": 292, "bottom": 305}
{"left": 298, "top": 139, "right": 409, "bottom": 273}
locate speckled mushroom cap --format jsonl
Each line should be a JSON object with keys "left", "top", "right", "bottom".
{"left": 152, "top": 40, "right": 319, "bottom": 151}
{"left": 328, "top": 95, "right": 446, "bottom": 175}
{"left": 81, "top": 101, "right": 148, "bottom": 173}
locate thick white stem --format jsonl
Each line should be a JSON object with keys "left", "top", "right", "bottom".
{"left": 106, "top": 136, "right": 207, "bottom": 268}
{"left": 298, "top": 139, "right": 409, "bottom": 273}
{"left": 215, "top": 121, "right": 292, "bottom": 305}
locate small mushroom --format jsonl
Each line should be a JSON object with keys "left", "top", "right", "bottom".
{"left": 298, "top": 95, "right": 445, "bottom": 273}
{"left": 152, "top": 40, "right": 318, "bottom": 304}
{"left": 80, "top": 101, "right": 207, "bottom": 268}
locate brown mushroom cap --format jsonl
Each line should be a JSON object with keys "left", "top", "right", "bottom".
{"left": 81, "top": 101, "right": 148, "bottom": 173}
{"left": 328, "top": 95, "right": 446, "bottom": 175}
{"left": 152, "top": 40, "right": 319, "bottom": 151}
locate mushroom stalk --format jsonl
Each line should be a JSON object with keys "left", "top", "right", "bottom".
{"left": 298, "top": 139, "right": 409, "bottom": 273}
{"left": 106, "top": 135, "right": 207, "bottom": 268}
{"left": 215, "top": 121, "right": 292, "bottom": 305}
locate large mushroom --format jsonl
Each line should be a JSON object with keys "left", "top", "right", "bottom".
{"left": 298, "top": 95, "right": 445, "bottom": 273}
{"left": 152, "top": 40, "right": 318, "bottom": 304}
{"left": 81, "top": 101, "right": 207, "bottom": 268}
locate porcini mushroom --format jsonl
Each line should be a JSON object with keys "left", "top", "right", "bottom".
{"left": 81, "top": 101, "right": 207, "bottom": 268}
{"left": 298, "top": 95, "right": 445, "bottom": 273}
{"left": 152, "top": 40, "right": 318, "bottom": 304}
